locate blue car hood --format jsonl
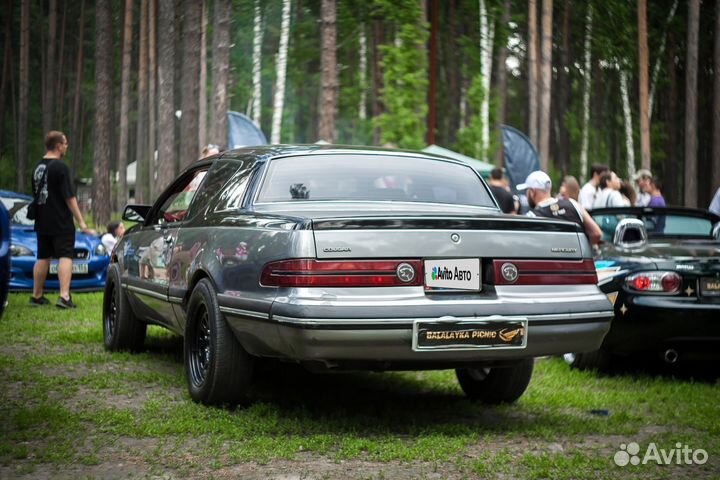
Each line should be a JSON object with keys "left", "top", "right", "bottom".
{"left": 11, "top": 224, "right": 102, "bottom": 252}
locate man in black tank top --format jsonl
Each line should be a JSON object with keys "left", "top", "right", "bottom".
{"left": 517, "top": 170, "right": 602, "bottom": 246}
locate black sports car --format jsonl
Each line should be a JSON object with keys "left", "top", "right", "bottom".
{"left": 564, "top": 207, "right": 720, "bottom": 370}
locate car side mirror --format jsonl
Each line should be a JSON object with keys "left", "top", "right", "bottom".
{"left": 122, "top": 204, "right": 152, "bottom": 223}
{"left": 713, "top": 223, "right": 720, "bottom": 241}
{"left": 614, "top": 218, "right": 647, "bottom": 249}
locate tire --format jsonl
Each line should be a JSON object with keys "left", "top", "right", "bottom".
{"left": 563, "top": 350, "right": 611, "bottom": 371}
{"left": 103, "top": 265, "right": 147, "bottom": 352}
{"left": 456, "top": 359, "right": 534, "bottom": 405}
{"left": 184, "top": 278, "right": 253, "bottom": 406}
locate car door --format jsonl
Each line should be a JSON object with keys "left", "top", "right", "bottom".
{"left": 124, "top": 165, "right": 210, "bottom": 331}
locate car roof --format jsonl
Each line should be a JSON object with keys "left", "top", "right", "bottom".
{"left": 0, "top": 189, "right": 32, "bottom": 201}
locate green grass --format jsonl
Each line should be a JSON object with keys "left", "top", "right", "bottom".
{"left": 1, "top": 292, "right": 718, "bottom": 479}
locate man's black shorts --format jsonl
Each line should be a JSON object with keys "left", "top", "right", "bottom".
{"left": 36, "top": 233, "right": 75, "bottom": 259}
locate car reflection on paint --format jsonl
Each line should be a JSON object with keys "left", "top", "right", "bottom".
{"left": 102, "top": 145, "right": 613, "bottom": 407}
{"left": 563, "top": 207, "right": 720, "bottom": 371}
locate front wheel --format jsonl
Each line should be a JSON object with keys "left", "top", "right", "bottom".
{"left": 456, "top": 359, "right": 534, "bottom": 405}
{"left": 103, "top": 265, "right": 146, "bottom": 352}
{"left": 184, "top": 278, "right": 253, "bottom": 406}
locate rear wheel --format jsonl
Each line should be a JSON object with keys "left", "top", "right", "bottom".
{"left": 103, "top": 265, "right": 146, "bottom": 352}
{"left": 184, "top": 278, "right": 253, "bottom": 406}
{"left": 456, "top": 359, "right": 534, "bottom": 405}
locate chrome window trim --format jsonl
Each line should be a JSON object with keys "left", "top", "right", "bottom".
{"left": 125, "top": 284, "right": 167, "bottom": 301}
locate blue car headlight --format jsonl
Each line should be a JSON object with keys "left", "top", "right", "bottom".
{"left": 94, "top": 244, "right": 108, "bottom": 256}
{"left": 10, "top": 244, "right": 33, "bottom": 257}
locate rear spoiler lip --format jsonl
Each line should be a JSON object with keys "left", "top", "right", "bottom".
{"left": 311, "top": 216, "right": 581, "bottom": 233}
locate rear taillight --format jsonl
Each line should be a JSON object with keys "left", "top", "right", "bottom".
{"left": 625, "top": 271, "right": 681, "bottom": 294}
{"left": 260, "top": 259, "right": 423, "bottom": 287}
{"left": 492, "top": 259, "right": 597, "bottom": 285}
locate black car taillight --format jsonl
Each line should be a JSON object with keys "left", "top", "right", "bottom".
{"left": 625, "top": 271, "right": 681, "bottom": 294}
{"left": 260, "top": 259, "right": 423, "bottom": 287}
{"left": 491, "top": 259, "right": 598, "bottom": 285}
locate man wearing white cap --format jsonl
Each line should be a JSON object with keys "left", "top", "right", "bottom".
{"left": 518, "top": 170, "right": 602, "bottom": 246}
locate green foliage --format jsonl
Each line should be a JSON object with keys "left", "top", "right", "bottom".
{"left": 371, "top": 1, "right": 428, "bottom": 150}
{"left": 454, "top": 74, "right": 486, "bottom": 159}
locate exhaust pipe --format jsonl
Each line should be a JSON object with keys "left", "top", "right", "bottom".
{"left": 664, "top": 349, "right": 679, "bottom": 364}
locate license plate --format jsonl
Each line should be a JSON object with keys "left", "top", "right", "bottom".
{"left": 412, "top": 318, "right": 528, "bottom": 351}
{"left": 49, "top": 263, "right": 89, "bottom": 274}
{"left": 424, "top": 258, "right": 481, "bottom": 291}
{"left": 700, "top": 277, "right": 720, "bottom": 296}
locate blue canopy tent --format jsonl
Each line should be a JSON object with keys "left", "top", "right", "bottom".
{"left": 227, "top": 111, "right": 268, "bottom": 148}
{"left": 501, "top": 125, "right": 540, "bottom": 194}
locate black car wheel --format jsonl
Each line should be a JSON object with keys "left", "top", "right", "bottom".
{"left": 184, "top": 278, "right": 253, "bottom": 406}
{"left": 563, "top": 349, "right": 611, "bottom": 371}
{"left": 103, "top": 265, "right": 147, "bottom": 352}
{"left": 456, "top": 359, "right": 534, "bottom": 405}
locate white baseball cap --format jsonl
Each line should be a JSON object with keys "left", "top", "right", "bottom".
{"left": 517, "top": 170, "right": 552, "bottom": 191}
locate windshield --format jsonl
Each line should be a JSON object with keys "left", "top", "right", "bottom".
{"left": 1, "top": 197, "right": 34, "bottom": 226}
{"left": 592, "top": 211, "right": 715, "bottom": 240}
{"left": 256, "top": 154, "right": 496, "bottom": 208}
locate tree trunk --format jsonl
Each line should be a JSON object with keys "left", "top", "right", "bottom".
{"left": 157, "top": 0, "right": 176, "bottom": 193}
{"left": 271, "top": 0, "right": 292, "bottom": 144}
{"left": 93, "top": 0, "right": 113, "bottom": 226}
{"left": 649, "top": 0, "right": 678, "bottom": 121}
{"left": 713, "top": 0, "right": 720, "bottom": 194}
{"left": 17, "top": 0, "right": 29, "bottom": 192}
{"left": 665, "top": 33, "right": 678, "bottom": 205}
{"left": 180, "top": 0, "right": 202, "bottom": 165}
{"left": 135, "top": 0, "right": 149, "bottom": 203}
{"left": 426, "top": 0, "right": 438, "bottom": 146}
{"left": 527, "top": 0, "right": 538, "bottom": 148}
{"left": 0, "top": 0, "right": 12, "bottom": 155}
{"left": 251, "top": 0, "right": 263, "bottom": 128}
{"left": 359, "top": 26, "right": 368, "bottom": 121}
{"left": 70, "top": 0, "right": 85, "bottom": 177}
{"left": 684, "top": 0, "right": 700, "bottom": 207}
{"left": 318, "top": 0, "right": 338, "bottom": 143}
{"left": 538, "top": 0, "right": 552, "bottom": 170}
{"left": 43, "top": 0, "right": 57, "bottom": 134}
{"left": 116, "top": 0, "right": 133, "bottom": 212}
{"left": 620, "top": 69, "right": 636, "bottom": 179}
{"left": 148, "top": 0, "right": 157, "bottom": 198}
{"left": 637, "top": 0, "right": 651, "bottom": 171}
{"left": 579, "top": 5, "right": 592, "bottom": 180}
{"left": 211, "top": 0, "right": 230, "bottom": 148}
{"left": 554, "top": 0, "right": 570, "bottom": 174}
{"left": 493, "top": 0, "right": 511, "bottom": 166}
{"left": 445, "top": 0, "right": 460, "bottom": 146}
{"left": 198, "top": 0, "right": 208, "bottom": 150}
{"left": 479, "top": 0, "right": 494, "bottom": 156}
{"left": 55, "top": 0, "right": 68, "bottom": 128}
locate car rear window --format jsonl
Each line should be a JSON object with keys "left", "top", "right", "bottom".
{"left": 255, "top": 154, "right": 496, "bottom": 207}
{"left": 593, "top": 212, "right": 715, "bottom": 239}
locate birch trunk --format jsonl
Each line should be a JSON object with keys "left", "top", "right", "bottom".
{"left": 684, "top": 0, "right": 700, "bottom": 207}
{"left": 157, "top": 0, "right": 176, "bottom": 193}
{"left": 116, "top": 0, "right": 133, "bottom": 212}
{"left": 251, "top": 0, "right": 263, "bottom": 127}
{"left": 358, "top": 27, "right": 367, "bottom": 121}
{"left": 271, "top": 0, "right": 292, "bottom": 144}
{"left": 494, "top": 0, "right": 511, "bottom": 166}
{"left": 538, "top": 0, "right": 553, "bottom": 170}
{"left": 479, "top": 0, "right": 494, "bottom": 156}
{"left": 527, "top": 0, "right": 538, "bottom": 148}
{"left": 620, "top": 69, "right": 636, "bottom": 180}
{"left": 637, "top": 0, "right": 651, "bottom": 171}
{"left": 318, "top": 0, "right": 338, "bottom": 143}
{"left": 649, "top": 0, "right": 678, "bottom": 121}
{"left": 579, "top": 6, "right": 592, "bottom": 181}
{"left": 211, "top": 0, "right": 230, "bottom": 148}
{"left": 17, "top": 0, "right": 29, "bottom": 191}
{"left": 93, "top": 0, "right": 113, "bottom": 226}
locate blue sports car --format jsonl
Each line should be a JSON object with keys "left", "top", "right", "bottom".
{"left": 0, "top": 190, "right": 110, "bottom": 291}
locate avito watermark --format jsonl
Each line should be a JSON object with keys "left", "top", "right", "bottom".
{"left": 614, "top": 442, "right": 708, "bottom": 467}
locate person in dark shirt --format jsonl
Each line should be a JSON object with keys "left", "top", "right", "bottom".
{"left": 487, "top": 167, "right": 517, "bottom": 214}
{"left": 30, "top": 131, "right": 92, "bottom": 308}
{"left": 518, "top": 170, "right": 602, "bottom": 246}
